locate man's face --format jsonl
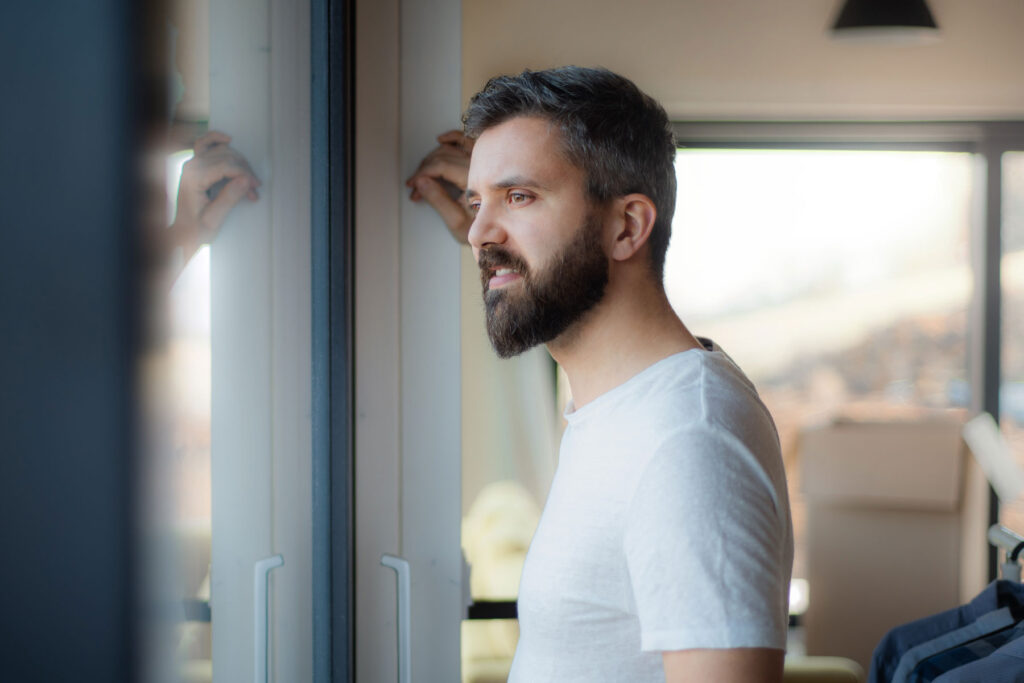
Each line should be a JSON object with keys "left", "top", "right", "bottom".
{"left": 465, "top": 116, "right": 609, "bottom": 357}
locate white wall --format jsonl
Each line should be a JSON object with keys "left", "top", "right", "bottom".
{"left": 463, "top": 0, "right": 1024, "bottom": 120}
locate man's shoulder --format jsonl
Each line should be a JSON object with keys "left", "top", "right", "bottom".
{"left": 641, "top": 348, "right": 769, "bottom": 427}
{"left": 569, "top": 346, "right": 777, "bottom": 460}
{"left": 634, "top": 351, "right": 783, "bottom": 475}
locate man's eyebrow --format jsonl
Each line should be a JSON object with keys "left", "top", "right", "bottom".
{"left": 493, "top": 175, "right": 550, "bottom": 191}
{"left": 465, "top": 175, "right": 551, "bottom": 199}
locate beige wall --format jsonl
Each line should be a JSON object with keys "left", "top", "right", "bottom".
{"left": 463, "top": 0, "right": 1024, "bottom": 120}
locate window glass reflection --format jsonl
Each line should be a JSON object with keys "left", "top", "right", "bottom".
{"left": 139, "top": 2, "right": 216, "bottom": 681}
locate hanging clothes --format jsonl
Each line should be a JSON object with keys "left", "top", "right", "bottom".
{"left": 891, "top": 606, "right": 1019, "bottom": 682}
{"left": 930, "top": 630, "right": 1024, "bottom": 682}
{"left": 869, "top": 580, "right": 1024, "bottom": 683}
{"left": 912, "top": 617, "right": 1024, "bottom": 682}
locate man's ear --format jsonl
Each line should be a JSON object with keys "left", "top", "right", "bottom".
{"left": 609, "top": 194, "right": 657, "bottom": 262}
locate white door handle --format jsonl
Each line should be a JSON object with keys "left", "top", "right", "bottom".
{"left": 381, "top": 554, "right": 411, "bottom": 683}
{"left": 254, "top": 554, "right": 285, "bottom": 683}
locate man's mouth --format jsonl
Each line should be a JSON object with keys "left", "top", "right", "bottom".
{"left": 488, "top": 267, "right": 522, "bottom": 289}
{"left": 478, "top": 246, "right": 528, "bottom": 291}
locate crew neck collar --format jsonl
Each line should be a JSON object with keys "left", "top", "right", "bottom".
{"left": 563, "top": 337, "right": 719, "bottom": 424}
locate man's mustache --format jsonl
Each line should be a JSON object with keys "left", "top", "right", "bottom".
{"left": 477, "top": 246, "right": 529, "bottom": 282}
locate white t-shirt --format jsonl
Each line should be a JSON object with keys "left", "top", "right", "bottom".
{"left": 507, "top": 340, "right": 794, "bottom": 682}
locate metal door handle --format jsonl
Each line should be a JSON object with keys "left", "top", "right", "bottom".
{"left": 381, "top": 554, "right": 411, "bottom": 683}
{"left": 254, "top": 554, "right": 285, "bottom": 683}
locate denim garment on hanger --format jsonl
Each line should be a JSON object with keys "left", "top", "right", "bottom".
{"left": 931, "top": 631, "right": 1024, "bottom": 683}
{"left": 869, "top": 580, "right": 1024, "bottom": 683}
{"left": 904, "top": 613, "right": 1024, "bottom": 682}
{"left": 890, "top": 607, "right": 1017, "bottom": 683}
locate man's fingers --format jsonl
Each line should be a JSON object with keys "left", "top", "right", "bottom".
{"left": 192, "top": 141, "right": 257, "bottom": 184}
{"left": 436, "top": 130, "right": 465, "bottom": 144}
{"left": 437, "top": 129, "right": 475, "bottom": 153}
{"left": 410, "top": 156, "right": 469, "bottom": 191}
{"left": 194, "top": 130, "right": 232, "bottom": 153}
{"left": 416, "top": 145, "right": 467, "bottom": 168}
{"left": 225, "top": 149, "right": 259, "bottom": 178}
{"left": 198, "top": 176, "right": 254, "bottom": 238}
{"left": 193, "top": 146, "right": 257, "bottom": 176}
{"left": 195, "top": 159, "right": 259, "bottom": 190}
{"left": 414, "top": 177, "right": 471, "bottom": 244}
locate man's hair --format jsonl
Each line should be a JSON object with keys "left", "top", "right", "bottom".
{"left": 463, "top": 66, "right": 677, "bottom": 280}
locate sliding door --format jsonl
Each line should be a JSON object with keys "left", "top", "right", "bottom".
{"left": 208, "top": 0, "right": 313, "bottom": 680}
{"left": 138, "top": 0, "right": 314, "bottom": 680}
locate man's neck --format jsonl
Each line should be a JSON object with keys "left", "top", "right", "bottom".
{"left": 547, "top": 269, "right": 703, "bottom": 409}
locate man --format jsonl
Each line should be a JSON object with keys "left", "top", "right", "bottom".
{"left": 407, "top": 67, "right": 793, "bottom": 683}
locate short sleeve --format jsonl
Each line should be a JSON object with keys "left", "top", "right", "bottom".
{"left": 622, "top": 426, "right": 790, "bottom": 652}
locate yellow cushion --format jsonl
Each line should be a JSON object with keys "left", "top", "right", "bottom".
{"left": 784, "top": 656, "right": 865, "bottom": 683}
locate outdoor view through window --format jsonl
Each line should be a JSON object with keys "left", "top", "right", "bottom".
{"left": 664, "top": 148, "right": 974, "bottom": 591}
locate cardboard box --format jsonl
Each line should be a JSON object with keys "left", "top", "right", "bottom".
{"left": 800, "top": 416, "right": 989, "bottom": 672}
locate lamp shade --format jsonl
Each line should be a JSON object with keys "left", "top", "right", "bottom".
{"left": 832, "top": 0, "right": 938, "bottom": 31}
{"left": 831, "top": 0, "right": 939, "bottom": 43}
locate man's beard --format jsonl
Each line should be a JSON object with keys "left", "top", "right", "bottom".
{"left": 478, "top": 214, "right": 609, "bottom": 358}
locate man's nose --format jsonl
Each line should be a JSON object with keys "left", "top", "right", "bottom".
{"left": 467, "top": 202, "right": 507, "bottom": 251}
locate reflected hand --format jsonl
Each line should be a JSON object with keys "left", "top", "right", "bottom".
{"left": 405, "top": 130, "right": 474, "bottom": 245}
{"left": 171, "top": 130, "right": 261, "bottom": 255}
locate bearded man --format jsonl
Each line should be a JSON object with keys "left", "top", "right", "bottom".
{"left": 406, "top": 66, "right": 793, "bottom": 683}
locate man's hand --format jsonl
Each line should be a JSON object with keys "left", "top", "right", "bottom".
{"left": 662, "top": 648, "right": 784, "bottom": 683}
{"left": 170, "top": 130, "right": 261, "bottom": 261}
{"left": 405, "top": 130, "right": 474, "bottom": 245}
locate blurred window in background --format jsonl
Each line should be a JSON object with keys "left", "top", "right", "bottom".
{"left": 664, "top": 148, "right": 973, "bottom": 585}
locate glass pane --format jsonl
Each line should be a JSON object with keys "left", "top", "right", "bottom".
{"left": 138, "top": 3, "right": 215, "bottom": 681}
{"left": 141, "top": 1, "right": 315, "bottom": 680}
{"left": 665, "top": 149, "right": 973, "bottom": 589}
{"left": 1000, "top": 152, "right": 1024, "bottom": 531}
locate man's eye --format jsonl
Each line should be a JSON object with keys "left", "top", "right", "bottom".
{"left": 468, "top": 202, "right": 481, "bottom": 214}
{"left": 508, "top": 192, "right": 531, "bottom": 205}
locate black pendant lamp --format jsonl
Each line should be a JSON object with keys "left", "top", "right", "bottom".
{"left": 831, "top": 0, "right": 940, "bottom": 42}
